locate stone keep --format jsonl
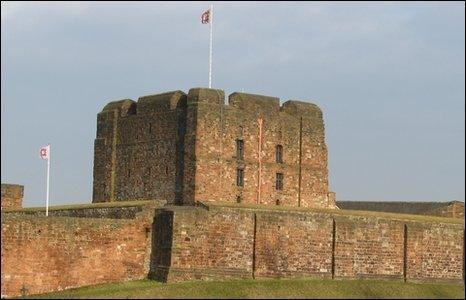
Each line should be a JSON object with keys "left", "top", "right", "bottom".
{"left": 92, "top": 88, "right": 336, "bottom": 208}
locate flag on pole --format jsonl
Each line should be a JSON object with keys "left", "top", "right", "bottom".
{"left": 39, "top": 145, "right": 50, "bottom": 160}
{"left": 201, "top": 5, "right": 214, "bottom": 88}
{"left": 39, "top": 144, "right": 51, "bottom": 216}
{"left": 201, "top": 9, "right": 210, "bottom": 24}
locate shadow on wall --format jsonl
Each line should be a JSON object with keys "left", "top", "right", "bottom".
{"left": 149, "top": 210, "right": 174, "bottom": 281}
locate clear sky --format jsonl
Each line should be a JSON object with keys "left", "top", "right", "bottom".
{"left": 1, "top": 1, "right": 464, "bottom": 207}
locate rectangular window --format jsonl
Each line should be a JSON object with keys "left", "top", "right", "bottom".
{"left": 276, "top": 173, "right": 284, "bottom": 190}
{"left": 236, "top": 139, "right": 244, "bottom": 159}
{"left": 276, "top": 145, "right": 283, "bottom": 163}
{"left": 237, "top": 168, "right": 244, "bottom": 187}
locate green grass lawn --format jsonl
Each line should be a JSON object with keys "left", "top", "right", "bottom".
{"left": 27, "top": 278, "right": 465, "bottom": 299}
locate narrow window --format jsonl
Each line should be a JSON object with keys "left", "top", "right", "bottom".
{"left": 148, "top": 167, "right": 151, "bottom": 176}
{"left": 236, "top": 139, "right": 244, "bottom": 159}
{"left": 165, "top": 166, "right": 168, "bottom": 175}
{"left": 236, "top": 168, "right": 244, "bottom": 187}
{"left": 276, "top": 173, "right": 284, "bottom": 190}
{"left": 276, "top": 145, "right": 283, "bottom": 163}
{"left": 127, "top": 168, "right": 131, "bottom": 177}
{"left": 149, "top": 123, "right": 152, "bottom": 133}
{"left": 237, "top": 126, "right": 244, "bottom": 137}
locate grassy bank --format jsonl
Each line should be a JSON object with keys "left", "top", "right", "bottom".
{"left": 27, "top": 278, "right": 465, "bottom": 299}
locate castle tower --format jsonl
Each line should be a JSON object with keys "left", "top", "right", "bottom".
{"left": 92, "top": 88, "right": 335, "bottom": 208}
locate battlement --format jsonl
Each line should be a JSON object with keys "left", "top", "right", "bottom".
{"left": 138, "top": 90, "right": 187, "bottom": 112}
{"left": 187, "top": 87, "right": 225, "bottom": 105}
{"left": 99, "top": 88, "right": 324, "bottom": 120}
{"left": 101, "top": 99, "right": 136, "bottom": 116}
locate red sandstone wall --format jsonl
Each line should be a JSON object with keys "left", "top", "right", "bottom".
{"left": 160, "top": 206, "right": 463, "bottom": 283}
{"left": 334, "top": 216, "right": 404, "bottom": 279}
{"left": 1, "top": 208, "right": 155, "bottom": 298}
{"left": 406, "top": 222, "right": 464, "bottom": 281}
{"left": 187, "top": 88, "right": 332, "bottom": 208}
{"left": 1, "top": 184, "right": 24, "bottom": 210}
{"left": 254, "top": 211, "right": 333, "bottom": 278}
{"left": 2, "top": 205, "right": 463, "bottom": 297}
{"left": 165, "top": 207, "right": 255, "bottom": 281}
{"left": 92, "top": 92, "right": 187, "bottom": 204}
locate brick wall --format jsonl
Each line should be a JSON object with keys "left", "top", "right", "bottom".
{"left": 92, "top": 92, "right": 187, "bottom": 204}
{"left": 1, "top": 184, "right": 24, "bottom": 210}
{"left": 187, "top": 89, "right": 332, "bottom": 208}
{"left": 337, "top": 201, "right": 465, "bottom": 219}
{"left": 2, "top": 204, "right": 463, "bottom": 297}
{"left": 0, "top": 202, "right": 160, "bottom": 298}
{"left": 153, "top": 205, "right": 464, "bottom": 283}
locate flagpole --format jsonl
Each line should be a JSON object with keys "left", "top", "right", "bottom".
{"left": 46, "top": 144, "right": 50, "bottom": 217}
{"left": 209, "top": 4, "right": 213, "bottom": 88}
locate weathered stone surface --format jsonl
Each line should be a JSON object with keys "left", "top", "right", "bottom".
{"left": 150, "top": 205, "right": 464, "bottom": 284}
{"left": 1, "top": 203, "right": 463, "bottom": 298}
{"left": 92, "top": 88, "right": 335, "bottom": 209}
{"left": 337, "top": 201, "right": 465, "bottom": 219}
{"left": 1, "top": 184, "right": 24, "bottom": 210}
{"left": 0, "top": 201, "right": 162, "bottom": 298}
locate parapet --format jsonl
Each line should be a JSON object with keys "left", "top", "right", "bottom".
{"left": 281, "top": 100, "right": 323, "bottom": 119}
{"left": 101, "top": 99, "right": 137, "bottom": 116}
{"left": 229, "top": 92, "right": 280, "bottom": 113}
{"left": 1, "top": 183, "right": 24, "bottom": 210}
{"left": 138, "top": 90, "right": 187, "bottom": 112}
{"left": 187, "top": 88, "right": 225, "bottom": 105}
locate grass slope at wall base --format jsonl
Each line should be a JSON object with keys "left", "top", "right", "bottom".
{"left": 25, "top": 278, "right": 466, "bottom": 299}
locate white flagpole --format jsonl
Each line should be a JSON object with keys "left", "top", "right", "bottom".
{"left": 46, "top": 144, "right": 50, "bottom": 217}
{"left": 209, "top": 4, "right": 213, "bottom": 88}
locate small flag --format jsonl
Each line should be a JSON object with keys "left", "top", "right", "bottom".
{"left": 201, "top": 9, "right": 210, "bottom": 24}
{"left": 39, "top": 145, "right": 50, "bottom": 160}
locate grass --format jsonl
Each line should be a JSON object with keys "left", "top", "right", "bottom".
{"left": 204, "top": 201, "right": 464, "bottom": 224}
{"left": 26, "top": 278, "right": 465, "bottom": 299}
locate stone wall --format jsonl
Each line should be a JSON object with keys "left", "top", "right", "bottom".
{"left": 92, "top": 88, "right": 335, "bottom": 209}
{"left": 337, "top": 201, "right": 465, "bottom": 219}
{"left": 0, "top": 202, "right": 161, "bottom": 298}
{"left": 92, "top": 92, "right": 187, "bottom": 204}
{"left": 1, "top": 184, "right": 24, "bottom": 210}
{"left": 187, "top": 89, "right": 332, "bottom": 208}
{"left": 152, "top": 205, "right": 464, "bottom": 283}
{"left": 2, "top": 203, "right": 463, "bottom": 297}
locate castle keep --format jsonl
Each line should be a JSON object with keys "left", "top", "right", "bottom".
{"left": 92, "top": 88, "right": 335, "bottom": 208}
{"left": 1, "top": 87, "right": 463, "bottom": 298}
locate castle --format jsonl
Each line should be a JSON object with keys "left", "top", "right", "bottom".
{"left": 1, "top": 88, "right": 464, "bottom": 298}
{"left": 92, "top": 88, "right": 336, "bottom": 208}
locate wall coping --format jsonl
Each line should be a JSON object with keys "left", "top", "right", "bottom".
{"left": 196, "top": 201, "right": 465, "bottom": 225}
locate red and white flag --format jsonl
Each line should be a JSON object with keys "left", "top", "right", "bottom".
{"left": 201, "top": 9, "right": 210, "bottom": 24}
{"left": 39, "top": 145, "right": 50, "bottom": 160}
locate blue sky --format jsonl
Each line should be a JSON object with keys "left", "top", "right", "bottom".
{"left": 1, "top": 1, "right": 464, "bottom": 207}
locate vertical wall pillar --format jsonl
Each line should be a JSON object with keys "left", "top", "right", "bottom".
{"left": 331, "top": 218, "right": 336, "bottom": 279}
{"left": 92, "top": 99, "right": 135, "bottom": 203}
{"left": 403, "top": 224, "right": 408, "bottom": 282}
{"left": 298, "top": 117, "right": 303, "bottom": 207}
{"left": 252, "top": 212, "right": 257, "bottom": 279}
{"left": 183, "top": 88, "right": 225, "bottom": 205}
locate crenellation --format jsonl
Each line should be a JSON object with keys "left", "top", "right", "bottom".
{"left": 137, "top": 91, "right": 187, "bottom": 112}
